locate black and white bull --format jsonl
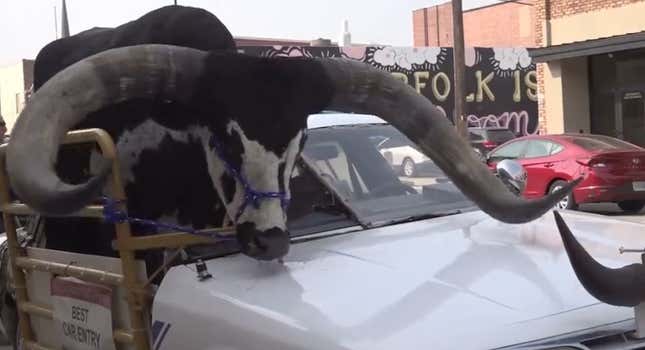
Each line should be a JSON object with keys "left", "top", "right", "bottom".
{"left": 6, "top": 6, "right": 578, "bottom": 263}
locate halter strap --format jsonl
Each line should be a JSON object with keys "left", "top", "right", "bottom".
{"left": 208, "top": 135, "right": 290, "bottom": 222}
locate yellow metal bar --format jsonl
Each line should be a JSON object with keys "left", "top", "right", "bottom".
{"left": 0, "top": 202, "right": 105, "bottom": 218}
{"left": 15, "top": 257, "right": 124, "bottom": 285}
{"left": 0, "top": 145, "right": 36, "bottom": 347}
{"left": 118, "top": 228, "right": 235, "bottom": 251}
{"left": 24, "top": 340, "right": 54, "bottom": 350}
{"left": 0, "top": 128, "right": 236, "bottom": 349}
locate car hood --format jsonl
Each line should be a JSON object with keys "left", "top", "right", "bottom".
{"left": 152, "top": 210, "right": 644, "bottom": 350}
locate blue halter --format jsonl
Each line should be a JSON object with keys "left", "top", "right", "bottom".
{"left": 208, "top": 135, "right": 290, "bottom": 222}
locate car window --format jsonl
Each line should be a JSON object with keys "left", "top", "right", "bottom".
{"left": 485, "top": 129, "right": 516, "bottom": 143}
{"left": 524, "top": 140, "right": 555, "bottom": 158}
{"left": 488, "top": 140, "right": 527, "bottom": 160}
{"left": 550, "top": 142, "right": 564, "bottom": 155}
{"left": 304, "top": 141, "right": 368, "bottom": 197}
{"left": 468, "top": 130, "right": 485, "bottom": 141}
{"left": 569, "top": 135, "right": 641, "bottom": 151}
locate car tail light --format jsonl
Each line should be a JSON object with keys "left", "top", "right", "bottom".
{"left": 576, "top": 158, "right": 607, "bottom": 168}
{"left": 483, "top": 140, "right": 497, "bottom": 149}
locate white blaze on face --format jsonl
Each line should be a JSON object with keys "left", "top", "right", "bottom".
{"left": 213, "top": 121, "right": 303, "bottom": 231}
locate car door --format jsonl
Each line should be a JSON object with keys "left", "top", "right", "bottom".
{"left": 520, "top": 140, "right": 563, "bottom": 199}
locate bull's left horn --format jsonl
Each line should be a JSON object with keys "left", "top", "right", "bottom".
{"left": 554, "top": 210, "right": 645, "bottom": 307}
{"left": 7, "top": 45, "right": 207, "bottom": 215}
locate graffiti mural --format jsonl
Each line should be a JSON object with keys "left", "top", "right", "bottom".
{"left": 239, "top": 46, "right": 538, "bottom": 136}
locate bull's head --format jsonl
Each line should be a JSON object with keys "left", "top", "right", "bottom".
{"left": 6, "top": 45, "right": 579, "bottom": 261}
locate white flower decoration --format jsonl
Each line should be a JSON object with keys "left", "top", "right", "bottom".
{"left": 493, "top": 47, "right": 532, "bottom": 71}
{"left": 373, "top": 47, "right": 397, "bottom": 66}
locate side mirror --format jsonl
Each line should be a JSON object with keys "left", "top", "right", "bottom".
{"left": 495, "top": 159, "right": 527, "bottom": 196}
{"left": 473, "top": 148, "right": 485, "bottom": 162}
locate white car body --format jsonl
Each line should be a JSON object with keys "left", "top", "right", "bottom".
{"left": 151, "top": 209, "right": 644, "bottom": 350}
{"left": 379, "top": 144, "right": 429, "bottom": 168}
{"left": 9, "top": 113, "right": 645, "bottom": 350}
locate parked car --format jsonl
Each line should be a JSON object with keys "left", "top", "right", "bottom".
{"left": 485, "top": 132, "right": 645, "bottom": 212}
{"left": 468, "top": 127, "right": 517, "bottom": 159}
{"left": 368, "top": 130, "right": 444, "bottom": 179}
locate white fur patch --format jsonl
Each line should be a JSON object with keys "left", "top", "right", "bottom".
{"left": 88, "top": 118, "right": 303, "bottom": 232}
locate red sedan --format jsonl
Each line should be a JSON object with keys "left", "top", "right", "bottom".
{"left": 485, "top": 133, "right": 645, "bottom": 212}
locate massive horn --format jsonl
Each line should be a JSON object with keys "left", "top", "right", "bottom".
{"left": 318, "top": 58, "right": 580, "bottom": 223}
{"left": 7, "top": 45, "right": 208, "bottom": 215}
{"left": 7, "top": 45, "right": 577, "bottom": 224}
{"left": 553, "top": 210, "right": 645, "bottom": 307}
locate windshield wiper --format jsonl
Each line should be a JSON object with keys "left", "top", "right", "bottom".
{"left": 376, "top": 210, "right": 462, "bottom": 227}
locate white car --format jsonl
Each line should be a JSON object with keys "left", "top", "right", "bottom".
{"left": 4, "top": 114, "right": 645, "bottom": 350}
{"left": 370, "top": 133, "right": 435, "bottom": 178}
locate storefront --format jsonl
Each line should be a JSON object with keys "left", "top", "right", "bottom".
{"left": 531, "top": 33, "right": 645, "bottom": 146}
{"left": 529, "top": 0, "right": 645, "bottom": 146}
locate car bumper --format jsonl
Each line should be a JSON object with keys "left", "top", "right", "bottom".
{"left": 575, "top": 175, "right": 645, "bottom": 203}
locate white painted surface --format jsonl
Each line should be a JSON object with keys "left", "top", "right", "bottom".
{"left": 152, "top": 209, "right": 644, "bottom": 350}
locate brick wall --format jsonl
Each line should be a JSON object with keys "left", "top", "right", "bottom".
{"left": 548, "top": 0, "right": 644, "bottom": 19}
{"left": 412, "top": 1, "right": 535, "bottom": 47}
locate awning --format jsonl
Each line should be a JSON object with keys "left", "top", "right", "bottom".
{"left": 529, "top": 31, "right": 645, "bottom": 63}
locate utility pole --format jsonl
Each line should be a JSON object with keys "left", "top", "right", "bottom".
{"left": 451, "top": 0, "right": 468, "bottom": 139}
{"left": 53, "top": 6, "right": 58, "bottom": 39}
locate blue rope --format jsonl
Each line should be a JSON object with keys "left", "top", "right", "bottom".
{"left": 99, "top": 134, "right": 289, "bottom": 243}
{"left": 208, "top": 135, "right": 290, "bottom": 222}
{"left": 100, "top": 196, "right": 236, "bottom": 241}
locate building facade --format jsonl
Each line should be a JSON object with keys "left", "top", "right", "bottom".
{"left": 0, "top": 60, "right": 34, "bottom": 132}
{"left": 412, "top": 1, "right": 536, "bottom": 48}
{"left": 530, "top": 0, "right": 645, "bottom": 145}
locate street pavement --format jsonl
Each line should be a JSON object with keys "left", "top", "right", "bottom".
{"left": 578, "top": 202, "right": 645, "bottom": 224}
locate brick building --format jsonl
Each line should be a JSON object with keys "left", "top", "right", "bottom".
{"left": 412, "top": 1, "right": 536, "bottom": 47}
{"left": 530, "top": 0, "right": 645, "bottom": 145}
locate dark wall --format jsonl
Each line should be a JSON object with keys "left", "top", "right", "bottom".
{"left": 239, "top": 46, "right": 538, "bottom": 136}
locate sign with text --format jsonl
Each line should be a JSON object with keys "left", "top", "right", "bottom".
{"left": 51, "top": 277, "right": 116, "bottom": 350}
{"left": 239, "top": 46, "right": 539, "bottom": 136}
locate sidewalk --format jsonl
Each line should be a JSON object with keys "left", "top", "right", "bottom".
{"left": 578, "top": 203, "right": 645, "bottom": 224}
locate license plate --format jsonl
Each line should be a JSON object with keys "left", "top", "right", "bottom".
{"left": 633, "top": 181, "right": 645, "bottom": 191}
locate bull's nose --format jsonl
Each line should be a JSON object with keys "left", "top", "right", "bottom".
{"left": 236, "top": 223, "right": 290, "bottom": 261}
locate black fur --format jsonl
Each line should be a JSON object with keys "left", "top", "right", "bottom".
{"left": 32, "top": 5, "right": 334, "bottom": 264}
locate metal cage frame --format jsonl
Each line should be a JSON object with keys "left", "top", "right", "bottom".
{"left": 0, "top": 128, "right": 234, "bottom": 350}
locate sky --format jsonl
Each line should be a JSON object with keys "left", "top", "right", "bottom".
{"left": 0, "top": 0, "right": 500, "bottom": 66}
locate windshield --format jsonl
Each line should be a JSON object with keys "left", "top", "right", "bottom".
{"left": 286, "top": 122, "right": 476, "bottom": 236}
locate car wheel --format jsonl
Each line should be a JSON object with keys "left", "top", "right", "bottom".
{"left": 617, "top": 200, "right": 645, "bottom": 213}
{"left": 549, "top": 180, "right": 577, "bottom": 210}
{"left": 402, "top": 158, "right": 416, "bottom": 177}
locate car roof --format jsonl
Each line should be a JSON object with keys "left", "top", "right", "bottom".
{"left": 306, "top": 112, "right": 387, "bottom": 129}
{"left": 467, "top": 127, "right": 513, "bottom": 131}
